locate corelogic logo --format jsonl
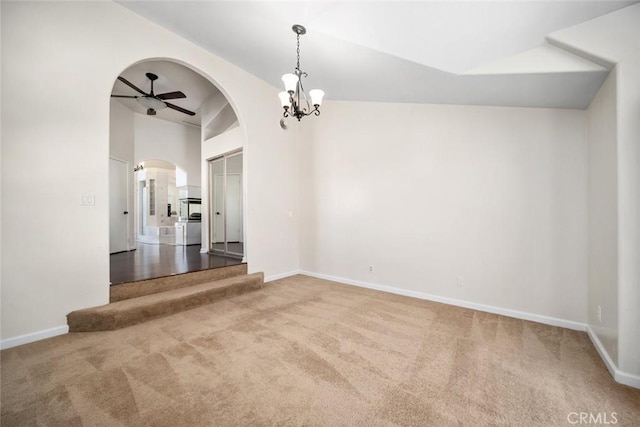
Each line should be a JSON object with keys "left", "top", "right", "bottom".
{"left": 567, "top": 412, "right": 618, "bottom": 425}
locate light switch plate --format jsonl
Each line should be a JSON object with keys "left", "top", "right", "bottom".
{"left": 80, "top": 194, "right": 95, "bottom": 206}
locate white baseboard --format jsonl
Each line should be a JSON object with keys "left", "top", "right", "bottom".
{"left": 586, "top": 325, "right": 640, "bottom": 389}
{"left": 0, "top": 325, "right": 69, "bottom": 350}
{"left": 265, "top": 270, "right": 302, "bottom": 283}
{"left": 616, "top": 370, "right": 640, "bottom": 389}
{"left": 586, "top": 325, "right": 618, "bottom": 378}
{"left": 299, "top": 270, "right": 586, "bottom": 331}
{"left": 136, "top": 235, "right": 158, "bottom": 244}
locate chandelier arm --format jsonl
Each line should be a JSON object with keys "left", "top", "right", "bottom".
{"left": 297, "top": 79, "right": 312, "bottom": 114}
{"left": 296, "top": 107, "right": 319, "bottom": 118}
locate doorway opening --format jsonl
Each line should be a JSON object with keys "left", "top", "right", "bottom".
{"left": 134, "top": 159, "right": 181, "bottom": 245}
{"left": 209, "top": 150, "right": 244, "bottom": 259}
{"left": 109, "top": 58, "right": 245, "bottom": 285}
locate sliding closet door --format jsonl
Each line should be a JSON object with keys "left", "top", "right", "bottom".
{"left": 225, "top": 152, "right": 243, "bottom": 257}
{"left": 208, "top": 150, "right": 243, "bottom": 259}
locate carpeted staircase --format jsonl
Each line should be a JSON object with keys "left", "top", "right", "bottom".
{"left": 67, "top": 265, "right": 263, "bottom": 332}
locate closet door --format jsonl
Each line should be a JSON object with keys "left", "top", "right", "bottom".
{"left": 208, "top": 150, "right": 243, "bottom": 259}
{"left": 225, "top": 152, "right": 243, "bottom": 257}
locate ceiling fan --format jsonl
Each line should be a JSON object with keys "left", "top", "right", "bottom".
{"left": 111, "top": 72, "right": 196, "bottom": 116}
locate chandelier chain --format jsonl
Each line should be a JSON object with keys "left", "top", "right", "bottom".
{"left": 296, "top": 33, "right": 301, "bottom": 71}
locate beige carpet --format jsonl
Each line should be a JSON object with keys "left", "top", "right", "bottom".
{"left": 2, "top": 275, "right": 639, "bottom": 426}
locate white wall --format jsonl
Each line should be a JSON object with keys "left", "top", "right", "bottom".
{"left": 0, "top": 2, "right": 3, "bottom": 323}
{"left": 549, "top": 2, "right": 640, "bottom": 383}
{"left": 134, "top": 113, "right": 200, "bottom": 187}
{"left": 587, "top": 70, "right": 618, "bottom": 364}
{"left": 1, "top": 1, "right": 299, "bottom": 344}
{"left": 202, "top": 91, "right": 238, "bottom": 140}
{"left": 616, "top": 53, "right": 640, "bottom": 378}
{"left": 300, "top": 101, "right": 588, "bottom": 324}
{"left": 110, "top": 100, "right": 135, "bottom": 162}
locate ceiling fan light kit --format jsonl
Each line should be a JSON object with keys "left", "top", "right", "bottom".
{"left": 111, "top": 72, "right": 196, "bottom": 117}
{"left": 279, "top": 24, "right": 324, "bottom": 122}
{"left": 137, "top": 96, "right": 167, "bottom": 112}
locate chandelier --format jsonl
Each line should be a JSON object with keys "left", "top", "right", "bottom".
{"left": 278, "top": 24, "right": 324, "bottom": 121}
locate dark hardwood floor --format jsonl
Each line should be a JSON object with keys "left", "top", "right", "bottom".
{"left": 110, "top": 243, "right": 244, "bottom": 285}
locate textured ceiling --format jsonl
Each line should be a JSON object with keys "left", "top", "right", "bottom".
{"left": 117, "top": 1, "right": 637, "bottom": 109}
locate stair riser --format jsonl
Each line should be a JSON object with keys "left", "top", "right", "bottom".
{"left": 110, "top": 264, "right": 248, "bottom": 302}
{"left": 69, "top": 276, "right": 262, "bottom": 332}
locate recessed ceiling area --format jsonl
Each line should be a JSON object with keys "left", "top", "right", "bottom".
{"left": 117, "top": 1, "right": 637, "bottom": 109}
{"left": 111, "top": 60, "right": 220, "bottom": 127}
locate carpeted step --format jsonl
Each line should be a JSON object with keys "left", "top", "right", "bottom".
{"left": 68, "top": 272, "right": 263, "bottom": 332}
{"left": 110, "top": 264, "right": 248, "bottom": 302}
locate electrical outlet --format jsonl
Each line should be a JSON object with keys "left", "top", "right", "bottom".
{"left": 597, "top": 305, "right": 602, "bottom": 323}
{"left": 369, "top": 266, "right": 373, "bottom": 273}
{"left": 456, "top": 276, "right": 464, "bottom": 287}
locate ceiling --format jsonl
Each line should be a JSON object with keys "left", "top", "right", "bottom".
{"left": 117, "top": 1, "right": 637, "bottom": 109}
{"left": 111, "top": 60, "right": 220, "bottom": 126}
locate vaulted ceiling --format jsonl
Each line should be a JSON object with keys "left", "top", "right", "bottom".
{"left": 117, "top": 1, "right": 637, "bottom": 109}
{"left": 111, "top": 60, "right": 219, "bottom": 127}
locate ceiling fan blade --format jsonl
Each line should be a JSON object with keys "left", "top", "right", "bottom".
{"left": 165, "top": 102, "right": 196, "bottom": 116}
{"left": 110, "top": 95, "right": 138, "bottom": 98}
{"left": 156, "top": 91, "right": 186, "bottom": 100}
{"left": 117, "top": 76, "right": 147, "bottom": 95}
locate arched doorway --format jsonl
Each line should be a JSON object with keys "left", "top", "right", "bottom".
{"left": 109, "top": 59, "right": 244, "bottom": 284}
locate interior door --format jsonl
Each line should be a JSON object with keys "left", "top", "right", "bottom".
{"left": 109, "top": 158, "right": 128, "bottom": 253}
{"left": 209, "top": 156, "right": 226, "bottom": 253}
